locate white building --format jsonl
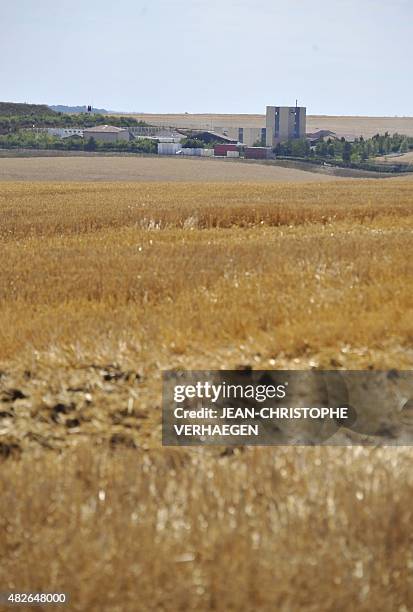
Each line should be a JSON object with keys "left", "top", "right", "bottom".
{"left": 158, "top": 142, "right": 182, "bottom": 155}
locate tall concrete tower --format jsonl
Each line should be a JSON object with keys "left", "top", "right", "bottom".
{"left": 266, "top": 106, "right": 307, "bottom": 148}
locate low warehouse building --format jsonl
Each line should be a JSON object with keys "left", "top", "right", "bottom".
{"left": 180, "top": 130, "right": 237, "bottom": 145}
{"left": 216, "top": 127, "right": 266, "bottom": 147}
{"left": 83, "top": 125, "right": 130, "bottom": 143}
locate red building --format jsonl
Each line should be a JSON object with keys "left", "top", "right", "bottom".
{"left": 214, "top": 144, "right": 240, "bottom": 156}
{"left": 245, "top": 147, "right": 273, "bottom": 160}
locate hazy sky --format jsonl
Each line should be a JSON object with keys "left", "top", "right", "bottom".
{"left": 2, "top": 0, "right": 412, "bottom": 115}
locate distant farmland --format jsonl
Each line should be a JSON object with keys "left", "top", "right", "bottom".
{"left": 127, "top": 113, "right": 413, "bottom": 139}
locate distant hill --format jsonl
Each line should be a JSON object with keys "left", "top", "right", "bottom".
{"left": 0, "top": 102, "right": 57, "bottom": 117}
{"left": 0, "top": 101, "right": 143, "bottom": 132}
{"left": 50, "top": 105, "right": 110, "bottom": 114}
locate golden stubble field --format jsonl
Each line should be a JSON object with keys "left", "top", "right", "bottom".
{"left": 1, "top": 180, "right": 413, "bottom": 611}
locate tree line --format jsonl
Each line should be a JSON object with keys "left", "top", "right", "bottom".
{"left": 274, "top": 133, "right": 413, "bottom": 163}
{"left": 0, "top": 131, "right": 157, "bottom": 154}
{"left": 0, "top": 112, "right": 147, "bottom": 134}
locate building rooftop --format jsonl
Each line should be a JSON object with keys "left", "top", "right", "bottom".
{"left": 307, "top": 130, "right": 336, "bottom": 139}
{"left": 181, "top": 130, "right": 237, "bottom": 143}
{"left": 83, "top": 125, "right": 128, "bottom": 133}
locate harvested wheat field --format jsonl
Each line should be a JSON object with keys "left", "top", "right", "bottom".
{"left": 129, "top": 112, "right": 413, "bottom": 139}
{"left": 1, "top": 180, "right": 413, "bottom": 611}
{"left": 376, "top": 151, "right": 413, "bottom": 165}
{"left": 0, "top": 155, "right": 352, "bottom": 182}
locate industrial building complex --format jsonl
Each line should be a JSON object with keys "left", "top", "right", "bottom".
{"left": 28, "top": 104, "right": 310, "bottom": 158}
{"left": 215, "top": 106, "right": 307, "bottom": 147}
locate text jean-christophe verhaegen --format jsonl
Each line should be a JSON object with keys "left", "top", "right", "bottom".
{"left": 162, "top": 370, "right": 413, "bottom": 446}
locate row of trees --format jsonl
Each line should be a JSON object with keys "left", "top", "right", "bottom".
{"left": 83, "top": 137, "right": 157, "bottom": 154}
{"left": 315, "top": 133, "right": 412, "bottom": 162}
{"left": 274, "top": 133, "right": 413, "bottom": 164}
{"left": 0, "top": 131, "right": 157, "bottom": 154}
{"left": 0, "top": 113, "right": 147, "bottom": 134}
